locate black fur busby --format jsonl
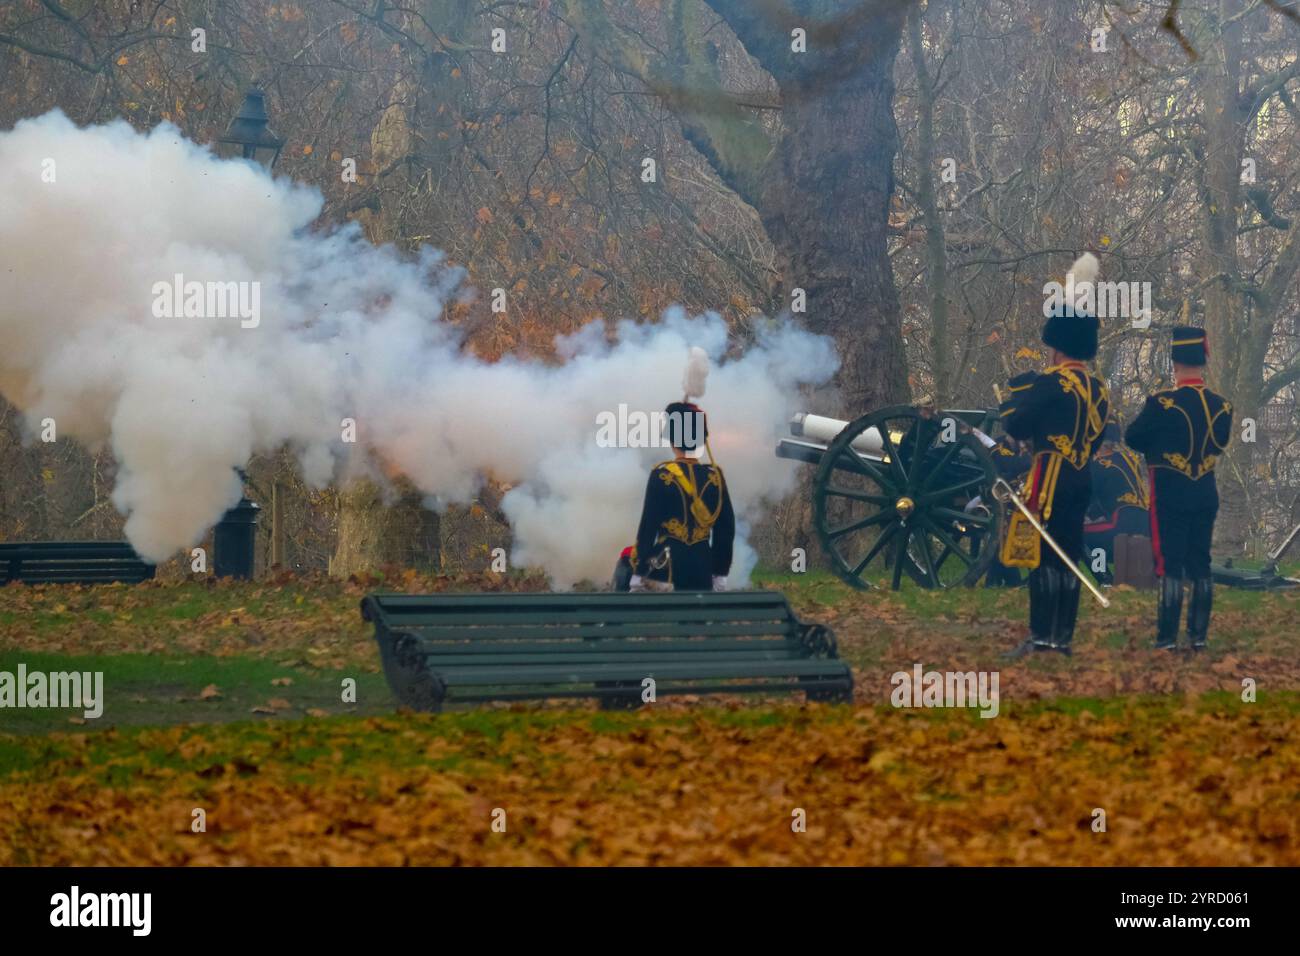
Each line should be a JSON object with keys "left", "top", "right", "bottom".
{"left": 1042, "top": 308, "right": 1099, "bottom": 361}
{"left": 1041, "top": 253, "right": 1101, "bottom": 361}
{"left": 664, "top": 401, "right": 708, "bottom": 450}
{"left": 1171, "top": 326, "right": 1208, "bottom": 367}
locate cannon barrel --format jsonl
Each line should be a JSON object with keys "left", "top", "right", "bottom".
{"left": 777, "top": 413, "right": 891, "bottom": 470}
{"left": 777, "top": 408, "right": 995, "bottom": 469}
{"left": 792, "top": 413, "right": 886, "bottom": 456}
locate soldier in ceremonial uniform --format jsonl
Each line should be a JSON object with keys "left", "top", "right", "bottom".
{"left": 1124, "top": 327, "right": 1232, "bottom": 650}
{"left": 1083, "top": 418, "right": 1149, "bottom": 583}
{"left": 630, "top": 401, "right": 736, "bottom": 592}
{"left": 983, "top": 372, "right": 1035, "bottom": 587}
{"left": 1004, "top": 254, "right": 1110, "bottom": 656}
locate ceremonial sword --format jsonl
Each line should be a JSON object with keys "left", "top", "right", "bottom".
{"left": 991, "top": 476, "right": 1111, "bottom": 608}
{"left": 1267, "top": 521, "right": 1300, "bottom": 565}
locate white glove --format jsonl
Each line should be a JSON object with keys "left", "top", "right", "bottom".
{"left": 712, "top": 576, "right": 728, "bottom": 591}
{"left": 629, "top": 574, "right": 645, "bottom": 592}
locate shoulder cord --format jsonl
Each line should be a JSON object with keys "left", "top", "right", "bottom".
{"left": 1196, "top": 389, "right": 1230, "bottom": 456}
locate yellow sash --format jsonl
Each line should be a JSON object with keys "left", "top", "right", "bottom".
{"left": 663, "top": 462, "right": 723, "bottom": 532}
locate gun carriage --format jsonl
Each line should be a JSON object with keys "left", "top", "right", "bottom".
{"left": 776, "top": 405, "right": 1006, "bottom": 591}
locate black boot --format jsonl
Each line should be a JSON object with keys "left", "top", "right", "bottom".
{"left": 1186, "top": 577, "right": 1213, "bottom": 651}
{"left": 1155, "top": 575, "right": 1183, "bottom": 650}
{"left": 1005, "top": 565, "right": 1060, "bottom": 658}
{"left": 1053, "top": 572, "right": 1081, "bottom": 656}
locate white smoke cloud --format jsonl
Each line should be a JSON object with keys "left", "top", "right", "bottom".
{"left": 0, "top": 111, "right": 837, "bottom": 586}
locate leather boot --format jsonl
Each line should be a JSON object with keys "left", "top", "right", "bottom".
{"left": 1005, "top": 565, "right": 1059, "bottom": 658}
{"left": 1186, "top": 577, "right": 1213, "bottom": 651}
{"left": 1155, "top": 575, "right": 1183, "bottom": 650}
{"left": 1053, "top": 572, "right": 1081, "bottom": 656}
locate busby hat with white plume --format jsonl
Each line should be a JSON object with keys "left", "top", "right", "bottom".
{"left": 1041, "top": 252, "right": 1101, "bottom": 361}
{"left": 667, "top": 347, "right": 711, "bottom": 451}
{"left": 682, "top": 346, "right": 709, "bottom": 400}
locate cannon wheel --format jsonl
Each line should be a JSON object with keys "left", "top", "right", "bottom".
{"left": 812, "top": 405, "right": 1003, "bottom": 590}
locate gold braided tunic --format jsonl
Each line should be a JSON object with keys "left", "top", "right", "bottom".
{"left": 633, "top": 459, "right": 736, "bottom": 590}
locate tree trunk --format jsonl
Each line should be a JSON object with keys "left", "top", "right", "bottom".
{"left": 330, "top": 480, "right": 441, "bottom": 577}
{"left": 1194, "top": 7, "right": 1254, "bottom": 552}
{"left": 331, "top": 0, "right": 471, "bottom": 576}
{"left": 753, "top": 14, "right": 911, "bottom": 414}
{"left": 907, "top": 3, "right": 951, "bottom": 404}
{"left": 568, "top": 0, "right": 912, "bottom": 415}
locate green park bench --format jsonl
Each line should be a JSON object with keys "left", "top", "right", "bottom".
{"left": 360, "top": 590, "right": 853, "bottom": 712}
{"left": 0, "top": 541, "right": 157, "bottom": 585}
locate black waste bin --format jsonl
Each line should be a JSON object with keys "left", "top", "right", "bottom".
{"left": 214, "top": 497, "right": 260, "bottom": 579}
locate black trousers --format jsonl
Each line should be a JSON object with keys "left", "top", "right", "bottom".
{"left": 1022, "top": 458, "right": 1090, "bottom": 646}
{"left": 1036, "top": 460, "right": 1090, "bottom": 571}
{"left": 1150, "top": 499, "right": 1216, "bottom": 578}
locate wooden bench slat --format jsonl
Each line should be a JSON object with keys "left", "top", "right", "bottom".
{"left": 0, "top": 545, "right": 142, "bottom": 554}
{"left": 415, "top": 648, "right": 810, "bottom": 667}
{"left": 12, "top": 572, "right": 152, "bottom": 581}
{"left": 394, "top": 622, "right": 795, "bottom": 641}
{"left": 379, "top": 607, "right": 794, "bottom": 627}
{"left": 369, "top": 591, "right": 787, "bottom": 609}
{"left": 412, "top": 636, "right": 806, "bottom": 655}
{"left": 449, "top": 678, "right": 852, "bottom": 704}
{"left": 433, "top": 658, "right": 848, "bottom": 686}
{"left": 9, "top": 563, "right": 150, "bottom": 572}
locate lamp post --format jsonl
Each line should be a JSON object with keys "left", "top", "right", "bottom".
{"left": 213, "top": 494, "right": 261, "bottom": 580}
{"left": 208, "top": 92, "right": 278, "bottom": 579}
{"left": 216, "top": 86, "right": 283, "bottom": 169}
{"left": 213, "top": 469, "right": 261, "bottom": 580}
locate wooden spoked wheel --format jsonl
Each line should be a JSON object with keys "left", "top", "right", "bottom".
{"left": 812, "top": 405, "right": 1003, "bottom": 590}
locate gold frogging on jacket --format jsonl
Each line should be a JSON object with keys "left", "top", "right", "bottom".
{"left": 1096, "top": 447, "right": 1150, "bottom": 509}
{"left": 1030, "top": 364, "right": 1109, "bottom": 521}
{"left": 1154, "top": 390, "right": 1231, "bottom": 479}
{"left": 657, "top": 462, "right": 724, "bottom": 546}
{"left": 1044, "top": 365, "right": 1108, "bottom": 470}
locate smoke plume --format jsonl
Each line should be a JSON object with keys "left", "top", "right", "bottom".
{"left": 0, "top": 111, "right": 837, "bottom": 586}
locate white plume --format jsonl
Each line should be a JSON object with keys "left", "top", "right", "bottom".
{"left": 1067, "top": 252, "right": 1100, "bottom": 311}
{"left": 0, "top": 111, "right": 839, "bottom": 587}
{"left": 682, "top": 346, "right": 709, "bottom": 400}
{"left": 1067, "top": 252, "right": 1099, "bottom": 284}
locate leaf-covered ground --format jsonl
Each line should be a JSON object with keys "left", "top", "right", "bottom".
{"left": 1, "top": 571, "right": 1298, "bottom": 864}
{"left": 3, "top": 697, "right": 1298, "bottom": 865}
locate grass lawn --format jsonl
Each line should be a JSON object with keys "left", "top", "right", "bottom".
{"left": 1, "top": 571, "right": 1298, "bottom": 864}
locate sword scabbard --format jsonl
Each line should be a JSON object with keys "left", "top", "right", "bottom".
{"left": 993, "top": 478, "right": 1111, "bottom": 608}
